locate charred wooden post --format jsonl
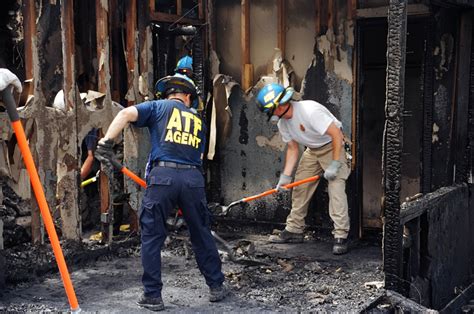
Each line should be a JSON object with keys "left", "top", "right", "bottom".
{"left": 421, "top": 18, "right": 434, "bottom": 194}
{"left": 21, "top": 0, "right": 42, "bottom": 244}
{"left": 382, "top": 0, "right": 407, "bottom": 293}
{"left": 123, "top": 0, "right": 141, "bottom": 234}
{"left": 277, "top": 0, "right": 286, "bottom": 58}
{"left": 96, "top": 0, "right": 114, "bottom": 243}
{"left": 454, "top": 13, "right": 472, "bottom": 184}
{"left": 470, "top": 16, "right": 474, "bottom": 182}
{"left": 57, "top": 0, "right": 81, "bottom": 240}
{"left": 193, "top": 27, "right": 205, "bottom": 102}
{"left": 241, "top": 0, "right": 252, "bottom": 90}
{"left": 27, "top": 2, "right": 64, "bottom": 243}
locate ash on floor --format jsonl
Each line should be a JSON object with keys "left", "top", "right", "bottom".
{"left": 0, "top": 233, "right": 383, "bottom": 312}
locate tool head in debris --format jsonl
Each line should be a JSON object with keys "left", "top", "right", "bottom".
{"left": 256, "top": 83, "right": 294, "bottom": 120}
{"left": 211, "top": 231, "right": 268, "bottom": 266}
{"left": 215, "top": 176, "right": 320, "bottom": 216}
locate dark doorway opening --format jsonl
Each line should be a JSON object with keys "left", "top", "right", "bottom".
{"left": 357, "top": 18, "right": 427, "bottom": 232}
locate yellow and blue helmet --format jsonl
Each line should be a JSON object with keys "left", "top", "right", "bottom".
{"left": 256, "top": 83, "right": 294, "bottom": 117}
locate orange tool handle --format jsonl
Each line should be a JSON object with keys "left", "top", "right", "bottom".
{"left": 3, "top": 90, "right": 79, "bottom": 311}
{"left": 241, "top": 175, "right": 320, "bottom": 203}
{"left": 121, "top": 166, "right": 147, "bottom": 188}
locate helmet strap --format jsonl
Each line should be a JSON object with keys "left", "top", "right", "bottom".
{"left": 278, "top": 102, "right": 291, "bottom": 119}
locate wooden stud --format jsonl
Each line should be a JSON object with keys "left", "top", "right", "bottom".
{"left": 328, "top": 0, "right": 334, "bottom": 33}
{"left": 96, "top": 0, "right": 110, "bottom": 96}
{"left": 59, "top": 0, "right": 81, "bottom": 240}
{"left": 177, "top": 0, "right": 182, "bottom": 15}
{"left": 126, "top": 0, "right": 137, "bottom": 107}
{"left": 315, "top": 0, "right": 321, "bottom": 35}
{"left": 278, "top": 0, "right": 286, "bottom": 58}
{"left": 22, "top": 0, "right": 40, "bottom": 243}
{"left": 241, "top": 0, "right": 252, "bottom": 89}
{"left": 150, "top": 11, "right": 202, "bottom": 24}
{"left": 198, "top": 0, "right": 204, "bottom": 20}
{"left": 22, "top": 0, "right": 36, "bottom": 80}
{"left": 320, "top": 0, "right": 328, "bottom": 34}
{"left": 347, "top": 0, "right": 357, "bottom": 20}
{"left": 149, "top": 0, "right": 155, "bottom": 12}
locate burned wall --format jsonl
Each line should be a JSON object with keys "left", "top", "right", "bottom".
{"left": 430, "top": 7, "right": 459, "bottom": 190}
{"left": 215, "top": 2, "right": 354, "bottom": 228}
{"left": 412, "top": 185, "right": 473, "bottom": 309}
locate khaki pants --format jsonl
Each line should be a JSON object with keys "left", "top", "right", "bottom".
{"left": 285, "top": 143, "right": 351, "bottom": 239}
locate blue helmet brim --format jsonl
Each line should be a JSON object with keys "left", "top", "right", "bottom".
{"left": 280, "top": 87, "right": 295, "bottom": 105}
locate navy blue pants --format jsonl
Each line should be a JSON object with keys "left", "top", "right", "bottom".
{"left": 139, "top": 166, "right": 224, "bottom": 298}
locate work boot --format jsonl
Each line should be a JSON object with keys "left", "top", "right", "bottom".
{"left": 332, "top": 238, "right": 348, "bottom": 255}
{"left": 209, "top": 284, "right": 229, "bottom": 302}
{"left": 268, "top": 229, "right": 304, "bottom": 243}
{"left": 136, "top": 294, "right": 165, "bottom": 311}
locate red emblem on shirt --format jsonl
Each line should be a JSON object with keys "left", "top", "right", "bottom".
{"left": 300, "top": 124, "right": 305, "bottom": 132}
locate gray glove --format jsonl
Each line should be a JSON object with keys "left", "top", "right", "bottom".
{"left": 95, "top": 139, "right": 114, "bottom": 169}
{"left": 324, "top": 160, "right": 342, "bottom": 181}
{"left": 276, "top": 173, "right": 293, "bottom": 192}
{"left": 0, "top": 68, "right": 22, "bottom": 93}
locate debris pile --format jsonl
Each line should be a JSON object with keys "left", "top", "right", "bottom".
{"left": 0, "top": 180, "right": 31, "bottom": 249}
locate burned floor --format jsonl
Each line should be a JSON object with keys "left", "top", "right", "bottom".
{"left": 0, "top": 176, "right": 385, "bottom": 312}
{"left": 1, "top": 230, "right": 385, "bottom": 312}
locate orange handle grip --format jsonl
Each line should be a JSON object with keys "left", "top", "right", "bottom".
{"left": 121, "top": 167, "right": 147, "bottom": 188}
{"left": 241, "top": 175, "right": 320, "bottom": 203}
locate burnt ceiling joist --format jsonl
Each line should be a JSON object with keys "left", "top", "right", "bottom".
{"left": 431, "top": 0, "right": 474, "bottom": 8}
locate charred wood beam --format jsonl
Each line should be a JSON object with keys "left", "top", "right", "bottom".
{"left": 241, "top": 0, "right": 252, "bottom": 90}
{"left": 470, "top": 13, "right": 474, "bottom": 179}
{"left": 96, "top": 0, "right": 111, "bottom": 98}
{"left": 138, "top": 0, "right": 153, "bottom": 98}
{"left": 22, "top": 0, "right": 36, "bottom": 80}
{"left": 315, "top": 0, "right": 321, "bottom": 36}
{"left": 382, "top": 0, "right": 407, "bottom": 293}
{"left": 277, "top": 0, "right": 286, "bottom": 58}
{"left": 57, "top": 0, "right": 81, "bottom": 240}
{"left": 356, "top": 4, "right": 429, "bottom": 19}
{"left": 28, "top": 1, "right": 64, "bottom": 244}
{"left": 421, "top": 18, "right": 434, "bottom": 194}
{"left": 125, "top": 0, "right": 138, "bottom": 106}
{"left": 193, "top": 27, "right": 205, "bottom": 108}
{"left": 21, "top": 0, "right": 41, "bottom": 244}
{"left": 454, "top": 13, "right": 472, "bottom": 183}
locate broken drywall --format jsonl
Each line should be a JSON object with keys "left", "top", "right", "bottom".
{"left": 207, "top": 74, "right": 240, "bottom": 160}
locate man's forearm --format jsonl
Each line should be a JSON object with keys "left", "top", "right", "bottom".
{"left": 282, "top": 141, "right": 299, "bottom": 176}
{"left": 102, "top": 107, "right": 138, "bottom": 141}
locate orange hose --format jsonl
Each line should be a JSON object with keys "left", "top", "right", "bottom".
{"left": 241, "top": 175, "right": 320, "bottom": 203}
{"left": 11, "top": 120, "right": 80, "bottom": 311}
{"left": 122, "top": 166, "right": 147, "bottom": 188}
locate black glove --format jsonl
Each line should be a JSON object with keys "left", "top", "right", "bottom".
{"left": 95, "top": 139, "right": 114, "bottom": 168}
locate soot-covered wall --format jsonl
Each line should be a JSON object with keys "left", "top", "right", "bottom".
{"left": 215, "top": 1, "right": 354, "bottom": 228}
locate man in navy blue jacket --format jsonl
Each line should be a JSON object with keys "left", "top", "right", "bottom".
{"left": 96, "top": 74, "right": 227, "bottom": 311}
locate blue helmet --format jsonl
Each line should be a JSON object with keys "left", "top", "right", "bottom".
{"left": 256, "top": 83, "right": 294, "bottom": 116}
{"left": 175, "top": 56, "right": 193, "bottom": 76}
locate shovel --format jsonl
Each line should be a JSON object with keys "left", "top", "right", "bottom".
{"left": 105, "top": 158, "right": 262, "bottom": 265}
{"left": 218, "top": 175, "right": 320, "bottom": 215}
{"left": 108, "top": 158, "right": 147, "bottom": 188}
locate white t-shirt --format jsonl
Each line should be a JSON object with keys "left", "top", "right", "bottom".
{"left": 277, "top": 100, "right": 342, "bottom": 148}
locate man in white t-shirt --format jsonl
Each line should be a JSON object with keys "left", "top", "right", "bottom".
{"left": 256, "top": 83, "right": 351, "bottom": 255}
